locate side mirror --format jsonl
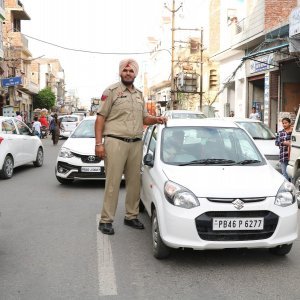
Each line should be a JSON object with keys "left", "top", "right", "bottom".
{"left": 143, "top": 153, "right": 154, "bottom": 167}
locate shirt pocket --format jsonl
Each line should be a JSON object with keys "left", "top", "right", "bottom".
{"left": 113, "top": 96, "right": 128, "bottom": 110}
{"left": 135, "top": 98, "right": 144, "bottom": 111}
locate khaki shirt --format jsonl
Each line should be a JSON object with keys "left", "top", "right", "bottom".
{"left": 97, "top": 82, "right": 149, "bottom": 138}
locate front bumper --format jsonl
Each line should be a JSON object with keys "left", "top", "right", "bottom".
{"left": 56, "top": 158, "right": 105, "bottom": 180}
{"left": 157, "top": 197, "right": 298, "bottom": 250}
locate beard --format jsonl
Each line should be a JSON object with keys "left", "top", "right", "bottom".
{"left": 121, "top": 77, "right": 135, "bottom": 86}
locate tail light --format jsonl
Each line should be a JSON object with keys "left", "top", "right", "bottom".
{"left": 0, "top": 136, "right": 4, "bottom": 144}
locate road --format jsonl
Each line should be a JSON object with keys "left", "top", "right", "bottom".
{"left": 0, "top": 137, "right": 299, "bottom": 300}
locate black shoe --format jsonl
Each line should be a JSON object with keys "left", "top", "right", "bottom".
{"left": 98, "top": 222, "right": 115, "bottom": 235}
{"left": 124, "top": 218, "right": 144, "bottom": 229}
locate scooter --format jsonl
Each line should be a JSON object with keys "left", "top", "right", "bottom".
{"left": 41, "top": 126, "right": 48, "bottom": 139}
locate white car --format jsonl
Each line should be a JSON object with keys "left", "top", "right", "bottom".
{"left": 58, "top": 114, "right": 81, "bottom": 138}
{"left": 225, "top": 118, "right": 280, "bottom": 172}
{"left": 162, "top": 109, "right": 206, "bottom": 119}
{"left": 55, "top": 116, "right": 105, "bottom": 184}
{"left": 0, "top": 116, "right": 44, "bottom": 179}
{"left": 140, "top": 119, "right": 297, "bottom": 259}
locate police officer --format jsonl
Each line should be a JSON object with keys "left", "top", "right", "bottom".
{"left": 95, "top": 58, "right": 167, "bottom": 235}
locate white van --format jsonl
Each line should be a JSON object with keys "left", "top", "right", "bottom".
{"left": 287, "top": 109, "right": 300, "bottom": 207}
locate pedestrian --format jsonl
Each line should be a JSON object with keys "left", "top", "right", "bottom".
{"left": 249, "top": 106, "right": 260, "bottom": 120}
{"left": 95, "top": 58, "right": 167, "bottom": 235}
{"left": 49, "top": 113, "right": 61, "bottom": 145}
{"left": 229, "top": 111, "right": 235, "bottom": 117}
{"left": 15, "top": 111, "right": 23, "bottom": 121}
{"left": 32, "top": 116, "right": 42, "bottom": 138}
{"left": 275, "top": 117, "right": 292, "bottom": 180}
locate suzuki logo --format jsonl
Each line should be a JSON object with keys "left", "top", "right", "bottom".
{"left": 87, "top": 155, "right": 96, "bottom": 162}
{"left": 232, "top": 199, "right": 244, "bottom": 210}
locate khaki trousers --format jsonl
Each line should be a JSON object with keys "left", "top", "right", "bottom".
{"left": 100, "top": 137, "right": 143, "bottom": 223}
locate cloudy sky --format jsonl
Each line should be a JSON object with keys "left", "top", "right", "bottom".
{"left": 21, "top": 0, "right": 210, "bottom": 106}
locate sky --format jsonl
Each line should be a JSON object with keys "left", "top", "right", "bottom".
{"left": 21, "top": 0, "right": 210, "bottom": 107}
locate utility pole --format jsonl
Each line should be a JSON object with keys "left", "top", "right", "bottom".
{"left": 200, "top": 27, "right": 203, "bottom": 111}
{"left": 164, "top": 1, "right": 182, "bottom": 110}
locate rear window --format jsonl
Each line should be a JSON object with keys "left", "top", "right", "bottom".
{"left": 61, "top": 116, "right": 78, "bottom": 122}
{"left": 1, "top": 119, "right": 17, "bottom": 134}
{"left": 172, "top": 113, "right": 206, "bottom": 119}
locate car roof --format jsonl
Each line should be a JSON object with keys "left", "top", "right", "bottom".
{"left": 81, "top": 116, "right": 96, "bottom": 121}
{"left": 164, "top": 110, "right": 205, "bottom": 114}
{"left": 165, "top": 118, "right": 239, "bottom": 128}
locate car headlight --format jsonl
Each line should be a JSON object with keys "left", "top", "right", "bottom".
{"left": 59, "top": 147, "right": 74, "bottom": 158}
{"left": 275, "top": 181, "right": 296, "bottom": 207}
{"left": 164, "top": 181, "right": 199, "bottom": 209}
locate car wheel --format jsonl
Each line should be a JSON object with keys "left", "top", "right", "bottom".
{"left": 292, "top": 170, "right": 300, "bottom": 209}
{"left": 269, "top": 243, "right": 293, "bottom": 256}
{"left": 152, "top": 209, "right": 171, "bottom": 259}
{"left": 56, "top": 175, "right": 74, "bottom": 185}
{"left": 0, "top": 155, "right": 14, "bottom": 179}
{"left": 33, "top": 147, "right": 44, "bottom": 167}
{"left": 139, "top": 199, "right": 145, "bottom": 213}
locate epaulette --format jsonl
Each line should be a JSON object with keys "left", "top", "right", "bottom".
{"left": 107, "top": 82, "right": 121, "bottom": 91}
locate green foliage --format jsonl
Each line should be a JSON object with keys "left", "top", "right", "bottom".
{"left": 33, "top": 88, "right": 56, "bottom": 110}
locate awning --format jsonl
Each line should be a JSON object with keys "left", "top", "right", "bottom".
{"left": 242, "top": 43, "right": 289, "bottom": 61}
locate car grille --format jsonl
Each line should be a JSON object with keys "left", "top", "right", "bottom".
{"left": 71, "top": 152, "right": 101, "bottom": 163}
{"left": 57, "top": 161, "right": 105, "bottom": 179}
{"left": 195, "top": 211, "right": 278, "bottom": 241}
{"left": 207, "top": 197, "right": 266, "bottom": 203}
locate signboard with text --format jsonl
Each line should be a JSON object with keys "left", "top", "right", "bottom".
{"left": 1, "top": 76, "right": 22, "bottom": 87}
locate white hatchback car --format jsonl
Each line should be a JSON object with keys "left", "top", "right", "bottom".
{"left": 223, "top": 118, "right": 280, "bottom": 172}
{"left": 140, "top": 119, "right": 297, "bottom": 259}
{"left": 55, "top": 116, "right": 105, "bottom": 184}
{"left": 58, "top": 114, "right": 80, "bottom": 138}
{"left": 0, "top": 116, "right": 44, "bottom": 179}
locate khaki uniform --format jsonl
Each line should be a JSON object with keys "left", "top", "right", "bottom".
{"left": 97, "top": 82, "right": 149, "bottom": 223}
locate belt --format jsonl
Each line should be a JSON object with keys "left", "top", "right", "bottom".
{"left": 105, "top": 135, "right": 142, "bottom": 143}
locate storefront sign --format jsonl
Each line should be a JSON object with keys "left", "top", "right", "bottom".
{"left": 1, "top": 76, "right": 22, "bottom": 87}
{"left": 264, "top": 73, "right": 270, "bottom": 125}
{"left": 250, "top": 54, "right": 274, "bottom": 74}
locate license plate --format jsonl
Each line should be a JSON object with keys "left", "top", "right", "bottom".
{"left": 81, "top": 166, "right": 101, "bottom": 172}
{"left": 212, "top": 218, "right": 264, "bottom": 231}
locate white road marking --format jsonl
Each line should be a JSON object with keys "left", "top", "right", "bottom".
{"left": 96, "top": 215, "right": 118, "bottom": 296}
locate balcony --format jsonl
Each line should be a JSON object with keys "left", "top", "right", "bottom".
{"left": 231, "top": 1, "right": 265, "bottom": 50}
{"left": 10, "top": 1, "right": 30, "bottom": 20}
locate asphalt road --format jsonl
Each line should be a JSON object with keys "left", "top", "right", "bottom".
{"left": 0, "top": 137, "right": 299, "bottom": 300}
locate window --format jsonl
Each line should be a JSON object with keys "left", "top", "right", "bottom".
{"left": 15, "top": 120, "right": 31, "bottom": 135}
{"left": 1, "top": 119, "right": 17, "bottom": 134}
{"left": 209, "top": 69, "right": 218, "bottom": 90}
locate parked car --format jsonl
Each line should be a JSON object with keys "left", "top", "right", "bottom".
{"left": 58, "top": 114, "right": 81, "bottom": 138}
{"left": 0, "top": 116, "right": 44, "bottom": 179}
{"left": 224, "top": 118, "right": 280, "bottom": 172}
{"left": 287, "top": 109, "right": 300, "bottom": 208}
{"left": 140, "top": 118, "right": 297, "bottom": 259}
{"left": 162, "top": 109, "right": 207, "bottom": 119}
{"left": 55, "top": 116, "right": 105, "bottom": 184}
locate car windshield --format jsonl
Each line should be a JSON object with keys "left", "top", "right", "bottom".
{"left": 236, "top": 121, "right": 275, "bottom": 140}
{"left": 171, "top": 113, "right": 206, "bottom": 119}
{"left": 161, "top": 126, "right": 264, "bottom": 165}
{"left": 71, "top": 119, "right": 95, "bottom": 138}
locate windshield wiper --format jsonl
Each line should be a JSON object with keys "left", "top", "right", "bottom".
{"left": 236, "top": 159, "right": 261, "bottom": 165}
{"left": 179, "top": 159, "right": 236, "bottom": 166}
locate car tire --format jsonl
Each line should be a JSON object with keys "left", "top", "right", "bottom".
{"left": 33, "top": 147, "right": 44, "bottom": 167}
{"left": 292, "top": 170, "right": 300, "bottom": 209}
{"left": 269, "top": 243, "right": 293, "bottom": 256}
{"left": 152, "top": 209, "right": 171, "bottom": 259}
{"left": 139, "top": 199, "right": 145, "bottom": 213}
{"left": 56, "top": 176, "right": 74, "bottom": 185}
{"left": 0, "top": 155, "right": 14, "bottom": 179}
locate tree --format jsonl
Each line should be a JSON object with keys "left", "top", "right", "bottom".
{"left": 33, "top": 88, "right": 56, "bottom": 110}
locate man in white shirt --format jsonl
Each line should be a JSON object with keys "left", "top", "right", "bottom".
{"left": 249, "top": 107, "right": 260, "bottom": 120}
